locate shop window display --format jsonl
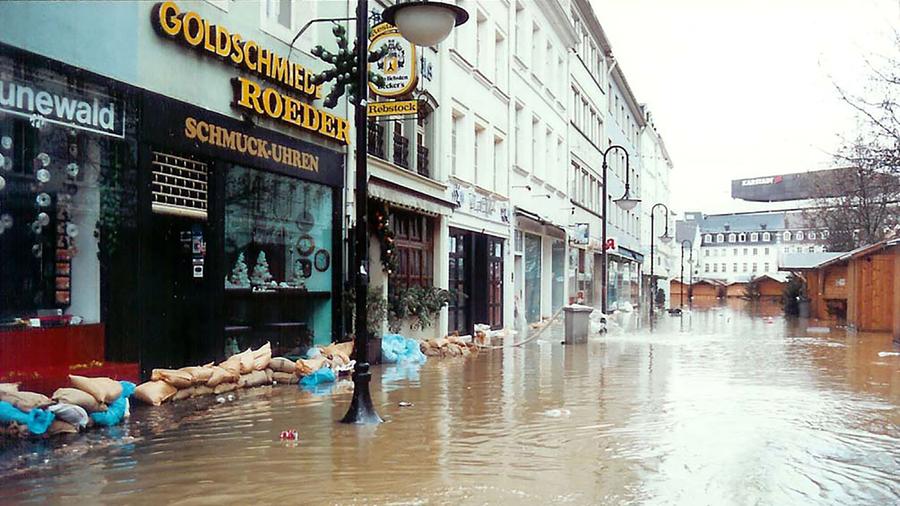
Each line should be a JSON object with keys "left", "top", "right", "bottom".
{"left": 0, "top": 54, "right": 139, "bottom": 384}
{"left": 224, "top": 165, "right": 333, "bottom": 357}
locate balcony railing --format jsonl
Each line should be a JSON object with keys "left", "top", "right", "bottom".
{"left": 392, "top": 133, "right": 409, "bottom": 168}
{"left": 416, "top": 145, "right": 430, "bottom": 178}
{"left": 367, "top": 121, "right": 385, "bottom": 159}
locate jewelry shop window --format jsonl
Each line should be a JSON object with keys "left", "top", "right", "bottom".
{"left": 224, "top": 165, "right": 333, "bottom": 357}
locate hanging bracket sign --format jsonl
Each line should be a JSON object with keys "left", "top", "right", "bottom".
{"left": 368, "top": 22, "right": 417, "bottom": 98}
{"left": 366, "top": 99, "right": 419, "bottom": 117}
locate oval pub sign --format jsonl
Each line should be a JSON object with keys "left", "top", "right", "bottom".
{"left": 368, "top": 22, "right": 417, "bottom": 97}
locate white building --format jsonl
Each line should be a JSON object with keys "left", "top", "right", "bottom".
{"left": 639, "top": 109, "right": 675, "bottom": 307}
{"left": 507, "top": 0, "right": 577, "bottom": 324}
{"left": 692, "top": 210, "right": 829, "bottom": 284}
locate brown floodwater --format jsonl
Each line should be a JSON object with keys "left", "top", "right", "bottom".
{"left": 1, "top": 305, "right": 899, "bottom": 505}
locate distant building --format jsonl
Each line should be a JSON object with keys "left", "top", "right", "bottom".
{"left": 684, "top": 210, "right": 829, "bottom": 284}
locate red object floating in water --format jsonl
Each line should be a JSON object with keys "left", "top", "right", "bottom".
{"left": 280, "top": 430, "right": 299, "bottom": 441}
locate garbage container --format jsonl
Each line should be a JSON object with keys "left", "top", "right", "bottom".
{"left": 563, "top": 304, "right": 593, "bottom": 344}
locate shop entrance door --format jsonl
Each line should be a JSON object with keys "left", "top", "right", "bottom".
{"left": 144, "top": 214, "right": 215, "bottom": 376}
{"left": 448, "top": 229, "right": 469, "bottom": 335}
{"left": 487, "top": 237, "right": 504, "bottom": 329}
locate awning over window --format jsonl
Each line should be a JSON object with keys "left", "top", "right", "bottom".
{"left": 369, "top": 176, "right": 456, "bottom": 217}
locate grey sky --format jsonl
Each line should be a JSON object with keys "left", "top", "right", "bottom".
{"left": 593, "top": 0, "right": 899, "bottom": 215}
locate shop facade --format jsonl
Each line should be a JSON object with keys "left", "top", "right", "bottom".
{"left": 513, "top": 209, "right": 568, "bottom": 325}
{"left": 445, "top": 184, "right": 510, "bottom": 335}
{"left": 0, "top": 0, "right": 351, "bottom": 385}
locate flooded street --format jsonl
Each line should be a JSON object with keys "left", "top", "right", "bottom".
{"left": 2, "top": 307, "right": 899, "bottom": 505}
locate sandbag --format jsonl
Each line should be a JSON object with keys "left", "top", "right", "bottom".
{"left": 52, "top": 387, "right": 107, "bottom": 413}
{"left": 0, "top": 390, "right": 53, "bottom": 413}
{"left": 179, "top": 366, "right": 214, "bottom": 385}
{"left": 264, "top": 368, "right": 273, "bottom": 383}
{"left": 219, "top": 356, "right": 242, "bottom": 377}
{"left": 0, "top": 383, "right": 19, "bottom": 394}
{"left": 238, "top": 370, "right": 269, "bottom": 388}
{"left": 69, "top": 375, "right": 123, "bottom": 404}
{"left": 272, "top": 372, "right": 299, "bottom": 384}
{"left": 236, "top": 348, "right": 254, "bottom": 374}
{"left": 299, "top": 367, "right": 336, "bottom": 388}
{"left": 321, "top": 341, "right": 354, "bottom": 359}
{"left": 47, "top": 403, "right": 89, "bottom": 429}
{"left": 382, "top": 334, "right": 427, "bottom": 364}
{"left": 0, "top": 401, "right": 55, "bottom": 435}
{"left": 47, "top": 420, "right": 79, "bottom": 436}
{"left": 192, "top": 385, "right": 214, "bottom": 397}
{"left": 269, "top": 357, "right": 296, "bottom": 374}
{"left": 151, "top": 369, "right": 193, "bottom": 389}
{"left": 172, "top": 388, "right": 194, "bottom": 402}
{"left": 251, "top": 342, "right": 272, "bottom": 371}
{"left": 133, "top": 380, "right": 177, "bottom": 406}
{"left": 212, "top": 382, "right": 237, "bottom": 394}
{"left": 206, "top": 366, "right": 238, "bottom": 387}
{"left": 90, "top": 381, "right": 134, "bottom": 426}
{"left": 296, "top": 356, "right": 328, "bottom": 377}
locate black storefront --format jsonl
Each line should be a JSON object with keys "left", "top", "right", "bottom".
{"left": 447, "top": 228, "right": 503, "bottom": 335}
{"left": 0, "top": 45, "right": 346, "bottom": 383}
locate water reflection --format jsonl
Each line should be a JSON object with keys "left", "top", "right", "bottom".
{"left": 1, "top": 306, "right": 898, "bottom": 504}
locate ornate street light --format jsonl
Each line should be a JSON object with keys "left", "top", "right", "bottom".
{"left": 600, "top": 144, "right": 640, "bottom": 314}
{"left": 336, "top": 0, "right": 468, "bottom": 425}
{"left": 649, "top": 202, "right": 671, "bottom": 318}
{"left": 382, "top": 1, "right": 469, "bottom": 47}
{"left": 680, "top": 240, "right": 693, "bottom": 309}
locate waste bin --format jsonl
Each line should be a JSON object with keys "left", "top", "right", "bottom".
{"left": 563, "top": 304, "right": 593, "bottom": 344}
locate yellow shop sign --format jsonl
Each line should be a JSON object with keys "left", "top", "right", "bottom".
{"left": 366, "top": 100, "right": 419, "bottom": 117}
{"left": 152, "top": 1, "right": 350, "bottom": 145}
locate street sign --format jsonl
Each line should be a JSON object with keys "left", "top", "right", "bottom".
{"left": 367, "top": 100, "right": 419, "bottom": 117}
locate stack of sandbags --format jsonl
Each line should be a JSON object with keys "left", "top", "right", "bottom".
{"left": 1, "top": 376, "right": 134, "bottom": 439}
{"left": 420, "top": 335, "right": 478, "bottom": 358}
{"left": 270, "top": 357, "right": 299, "bottom": 384}
{"left": 133, "top": 342, "right": 274, "bottom": 406}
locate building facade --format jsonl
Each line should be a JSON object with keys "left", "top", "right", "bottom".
{"left": 639, "top": 110, "right": 674, "bottom": 307}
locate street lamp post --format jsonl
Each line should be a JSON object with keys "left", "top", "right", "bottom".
{"left": 679, "top": 239, "right": 692, "bottom": 309}
{"left": 340, "top": 0, "right": 468, "bottom": 425}
{"left": 649, "top": 203, "right": 672, "bottom": 317}
{"left": 600, "top": 145, "right": 640, "bottom": 315}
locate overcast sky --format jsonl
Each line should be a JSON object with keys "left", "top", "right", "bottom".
{"left": 593, "top": 0, "right": 899, "bottom": 216}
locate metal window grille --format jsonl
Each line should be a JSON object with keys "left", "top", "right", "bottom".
{"left": 151, "top": 151, "right": 208, "bottom": 220}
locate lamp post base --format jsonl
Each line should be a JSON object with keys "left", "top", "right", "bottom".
{"left": 340, "top": 363, "right": 383, "bottom": 424}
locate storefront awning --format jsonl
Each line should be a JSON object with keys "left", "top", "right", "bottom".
{"left": 369, "top": 176, "right": 456, "bottom": 216}
{"left": 514, "top": 207, "right": 567, "bottom": 238}
{"left": 612, "top": 246, "right": 644, "bottom": 263}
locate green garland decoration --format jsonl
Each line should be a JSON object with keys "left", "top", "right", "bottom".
{"left": 310, "top": 24, "right": 387, "bottom": 109}
{"left": 371, "top": 201, "right": 398, "bottom": 275}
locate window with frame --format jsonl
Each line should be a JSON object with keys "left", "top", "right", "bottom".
{"left": 750, "top": 232, "right": 758, "bottom": 242}
{"left": 728, "top": 233, "right": 736, "bottom": 242}
{"left": 783, "top": 231, "right": 792, "bottom": 241}
{"left": 763, "top": 232, "right": 770, "bottom": 241}
{"left": 389, "top": 209, "right": 434, "bottom": 290}
{"left": 716, "top": 233, "right": 724, "bottom": 242}
{"left": 796, "top": 231, "right": 804, "bottom": 241}
{"left": 261, "top": 0, "right": 299, "bottom": 42}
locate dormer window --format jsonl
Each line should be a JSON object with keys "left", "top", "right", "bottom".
{"left": 716, "top": 233, "right": 724, "bottom": 242}
{"left": 738, "top": 233, "right": 746, "bottom": 242}
{"left": 750, "top": 232, "right": 759, "bottom": 242}
{"left": 783, "top": 231, "right": 792, "bottom": 241}
{"left": 728, "top": 233, "right": 736, "bottom": 242}
{"left": 796, "top": 231, "right": 804, "bottom": 241}
{"left": 705, "top": 234, "right": 712, "bottom": 243}
{"left": 762, "top": 232, "right": 771, "bottom": 241}
{"left": 809, "top": 231, "right": 816, "bottom": 240}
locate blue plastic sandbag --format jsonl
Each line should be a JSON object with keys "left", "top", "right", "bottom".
{"left": 89, "top": 381, "right": 136, "bottom": 427}
{"left": 299, "top": 367, "right": 336, "bottom": 388}
{"left": 0, "top": 401, "right": 55, "bottom": 435}
{"left": 381, "top": 334, "right": 427, "bottom": 364}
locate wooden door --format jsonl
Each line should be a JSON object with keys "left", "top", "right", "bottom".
{"left": 862, "top": 255, "right": 895, "bottom": 331}
{"left": 487, "top": 237, "right": 504, "bottom": 329}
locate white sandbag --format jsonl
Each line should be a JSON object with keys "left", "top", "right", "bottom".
{"left": 47, "top": 403, "right": 89, "bottom": 429}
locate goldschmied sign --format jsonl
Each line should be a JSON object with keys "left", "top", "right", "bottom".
{"left": 368, "top": 22, "right": 417, "bottom": 98}
{"left": 367, "top": 100, "right": 419, "bottom": 117}
{"left": 151, "top": 1, "right": 350, "bottom": 145}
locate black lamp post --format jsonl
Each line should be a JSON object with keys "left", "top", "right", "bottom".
{"left": 679, "top": 239, "right": 693, "bottom": 309}
{"left": 339, "top": 0, "right": 468, "bottom": 425}
{"left": 648, "top": 203, "right": 672, "bottom": 317}
{"left": 600, "top": 145, "right": 640, "bottom": 314}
